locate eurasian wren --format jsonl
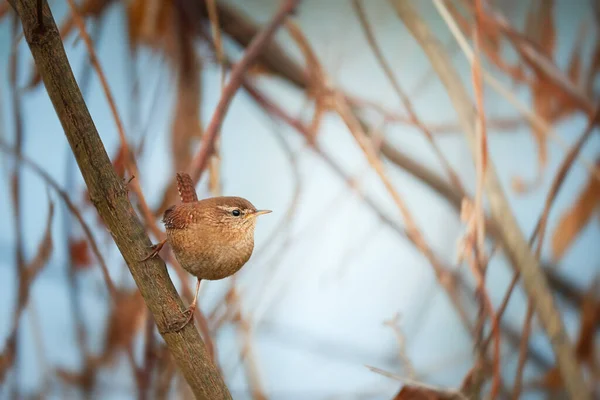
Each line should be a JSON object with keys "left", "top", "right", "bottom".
{"left": 144, "top": 172, "right": 271, "bottom": 331}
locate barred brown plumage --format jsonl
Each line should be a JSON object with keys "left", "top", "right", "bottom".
{"left": 141, "top": 172, "right": 271, "bottom": 332}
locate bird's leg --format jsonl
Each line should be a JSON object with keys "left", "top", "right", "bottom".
{"left": 140, "top": 238, "right": 167, "bottom": 262}
{"left": 171, "top": 278, "right": 201, "bottom": 332}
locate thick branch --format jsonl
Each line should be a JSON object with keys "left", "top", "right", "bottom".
{"left": 390, "top": 1, "right": 591, "bottom": 398}
{"left": 8, "top": 0, "right": 231, "bottom": 398}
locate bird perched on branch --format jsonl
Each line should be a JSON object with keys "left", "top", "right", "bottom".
{"left": 142, "top": 172, "right": 271, "bottom": 331}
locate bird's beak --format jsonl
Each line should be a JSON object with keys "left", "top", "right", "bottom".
{"left": 251, "top": 209, "right": 272, "bottom": 218}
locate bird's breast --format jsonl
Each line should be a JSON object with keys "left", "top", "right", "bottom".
{"left": 166, "top": 226, "right": 255, "bottom": 280}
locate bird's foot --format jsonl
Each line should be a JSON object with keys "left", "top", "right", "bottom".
{"left": 167, "top": 304, "right": 196, "bottom": 333}
{"left": 139, "top": 239, "right": 167, "bottom": 262}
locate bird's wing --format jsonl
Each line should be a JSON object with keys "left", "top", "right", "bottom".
{"left": 163, "top": 204, "right": 194, "bottom": 230}
{"left": 176, "top": 172, "right": 199, "bottom": 203}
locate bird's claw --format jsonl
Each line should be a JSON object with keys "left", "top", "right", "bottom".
{"left": 139, "top": 239, "right": 166, "bottom": 262}
{"left": 167, "top": 305, "right": 195, "bottom": 332}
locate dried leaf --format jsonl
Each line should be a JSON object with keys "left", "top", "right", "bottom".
{"left": 586, "top": 40, "right": 600, "bottom": 95}
{"left": 574, "top": 279, "right": 599, "bottom": 368}
{"left": 550, "top": 23, "right": 588, "bottom": 122}
{"left": 530, "top": 80, "right": 554, "bottom": 169}
{"left": 154, "top": 27, "right": 203, "bottom": 216}
{"left": 69, "top": 238, "right": 92, "bottom": 269}
{"left": 511, "top": 176, "right": 528, "bottom": 193}
{"left": 534, "top": 366, "right": 564, "bottom": 390}
{"left": 525, "top": 0, "right": 555, "bottom": 58}
{"left": 126, "top": 0, "right": 177, "bottom": 54}
{"left": 111, "top": 144, "right": 127, "bottom": 178}
{"left": 98, "top": 289, "right": 145, "bottom": 366}
{"left": 551, "top": 168, "right": 600, "bottom": 261}
{"left": 25, "top": 199, "right": 55, "bottom": 278}
{"left": 0, "top": 2, "right": 10, "bottom": 20}
{"left": 567, "top": 24, "right": 585, "bottom": 86}
{"left": 529, "top": 279, "right": 599, "bottom": 391}
{"left": 393, "top": 385, "right": 458, "bottom": 400}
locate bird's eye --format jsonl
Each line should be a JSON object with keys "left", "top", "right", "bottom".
{"left": 231, "top": 209, "right": 241, "bottom": 217}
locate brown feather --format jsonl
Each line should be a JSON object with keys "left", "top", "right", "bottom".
{"left": 162, "top": 195, "right": 265, "bottom": 280}
{"left": 176, "top": 172, "right": 198, "bottom": 203}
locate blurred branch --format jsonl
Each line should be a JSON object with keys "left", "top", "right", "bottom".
{"left": 7, "top": 0, "right": 231, "bottom": 398}
{"left": 487, "top": 8, "right": 596, "bottom": 116}
{"left": 390, "top": 1, "right": 591, "bottom": 398}
{"left": 513, "top": 108, "right": 600, "bottom": 398}
{"left": 187, "top": 0, "right": 300, "bottom": 184}
{"left": 244, "top": 81, "right": 472, "bottom": 330}
{"left": 352, "top": 0, "right": 465, "bottom": 194}
{"left": 4, "top": 12, "right": 25, "bottom": 392}
{"left": 206, "top": 0, "right": 225, "bottom": 196}
{"left": 367, "top": 365, "right": 467, "bottom": 400}
{"left": 436, "top": 0, "right": 600, "bottom": 183}
{"left": 206, "top": 1, "right": 306, "bottom": 88}
{"left": 0, "top": 195, "right": 54, "bottom": 383}
{"left": 0, "top": 139, "right": 117, "bottom": 296}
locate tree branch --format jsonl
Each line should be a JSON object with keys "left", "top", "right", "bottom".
{"left": 7, "top": 0, "right": 231, "bottom": 398}
{"left": 389, "top": 1, "right": 591, "bottom": 398}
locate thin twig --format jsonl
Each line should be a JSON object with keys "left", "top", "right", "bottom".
{"left": 0, "top": 139, "right": 117, "bottom": 297}
{"left": 244, "top": 80, "right": 472, "bottom": 330}
{"left": 366, "top": 365, "right": 468, "bottom": 400}
{"left": 187, "top": 0, "right": 300, "bottom": 184}
{"left": 512, "top": 108, "right": 600, "bottom": 398}
{"left": 391, "top": 1, "right": 591, "bottom": 398}
{"left": 206, "top": 0, "right": 226, "bottom": 196}
{"left": 433, "top": 0, "right": 600, "bottom": 182}
{"left": 5, "top": 15, "right": 25, "bottom": 388}
{"left": 352, "top": 0, "right": 465, "bottom": 194}
{"left": 65, "top": 0, "right": 157, "bottom": 235}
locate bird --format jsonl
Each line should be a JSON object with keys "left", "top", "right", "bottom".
{"left": 142, "top": 172, "right": 271, "bottom": 331}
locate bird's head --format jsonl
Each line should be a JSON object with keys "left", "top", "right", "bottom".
{"left": 210, "top": 196, "right": 271, "bottom": 232}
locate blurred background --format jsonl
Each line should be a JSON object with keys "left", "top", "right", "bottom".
{"left": 0, "top": 0, "right": 599, "bottom": 399}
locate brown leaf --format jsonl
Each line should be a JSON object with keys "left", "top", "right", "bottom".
{"left": 25, "top": 199, "right": 55, "bottom": 278}
{"left": 511, "top": 176, "right": 528, "bottom": 194}
{"left": 567, "top": 24, "right": 585, "bottom": 86}
{"left": 55, "top": 364, "right": 95, "bottom": 391}
{"left": 586, "top": 40, "right": 600, "bottom": 96}
{"left": 550, "top": 23, "right": 587, "bottom": 122}
{"left": 534, "top": 366, "right": 564, "bottom": 390}
{"left": 154, "top": 31, "right": 203, "bottom": 216}
{"left": 529, "top": 279, "right": 599, "bottom": 391}
{"left": 393, "top": 385, "right": 458, "bottom": 400}
{"left": 126, "top": 0, "right": 174, "bottom": 52}
{"left": 574, "top": 279, "right": 599, "bottom": 369}
{"left": 530, "top": 80, "right": 554, "bottom": 170}
{"left": 69, "top": 238, "right": 92, "bottom": 269}
{"left": 525, "top": 0, "right": 555, "bottom": 58}
{"left": 111, "top": 144, "right": 127, "bottom": 179}
{"left": 551, "top": 167, "right": 600, "bottom": 261}
{"left": 98, "top": 288, "right": 146, "bottom": 366}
